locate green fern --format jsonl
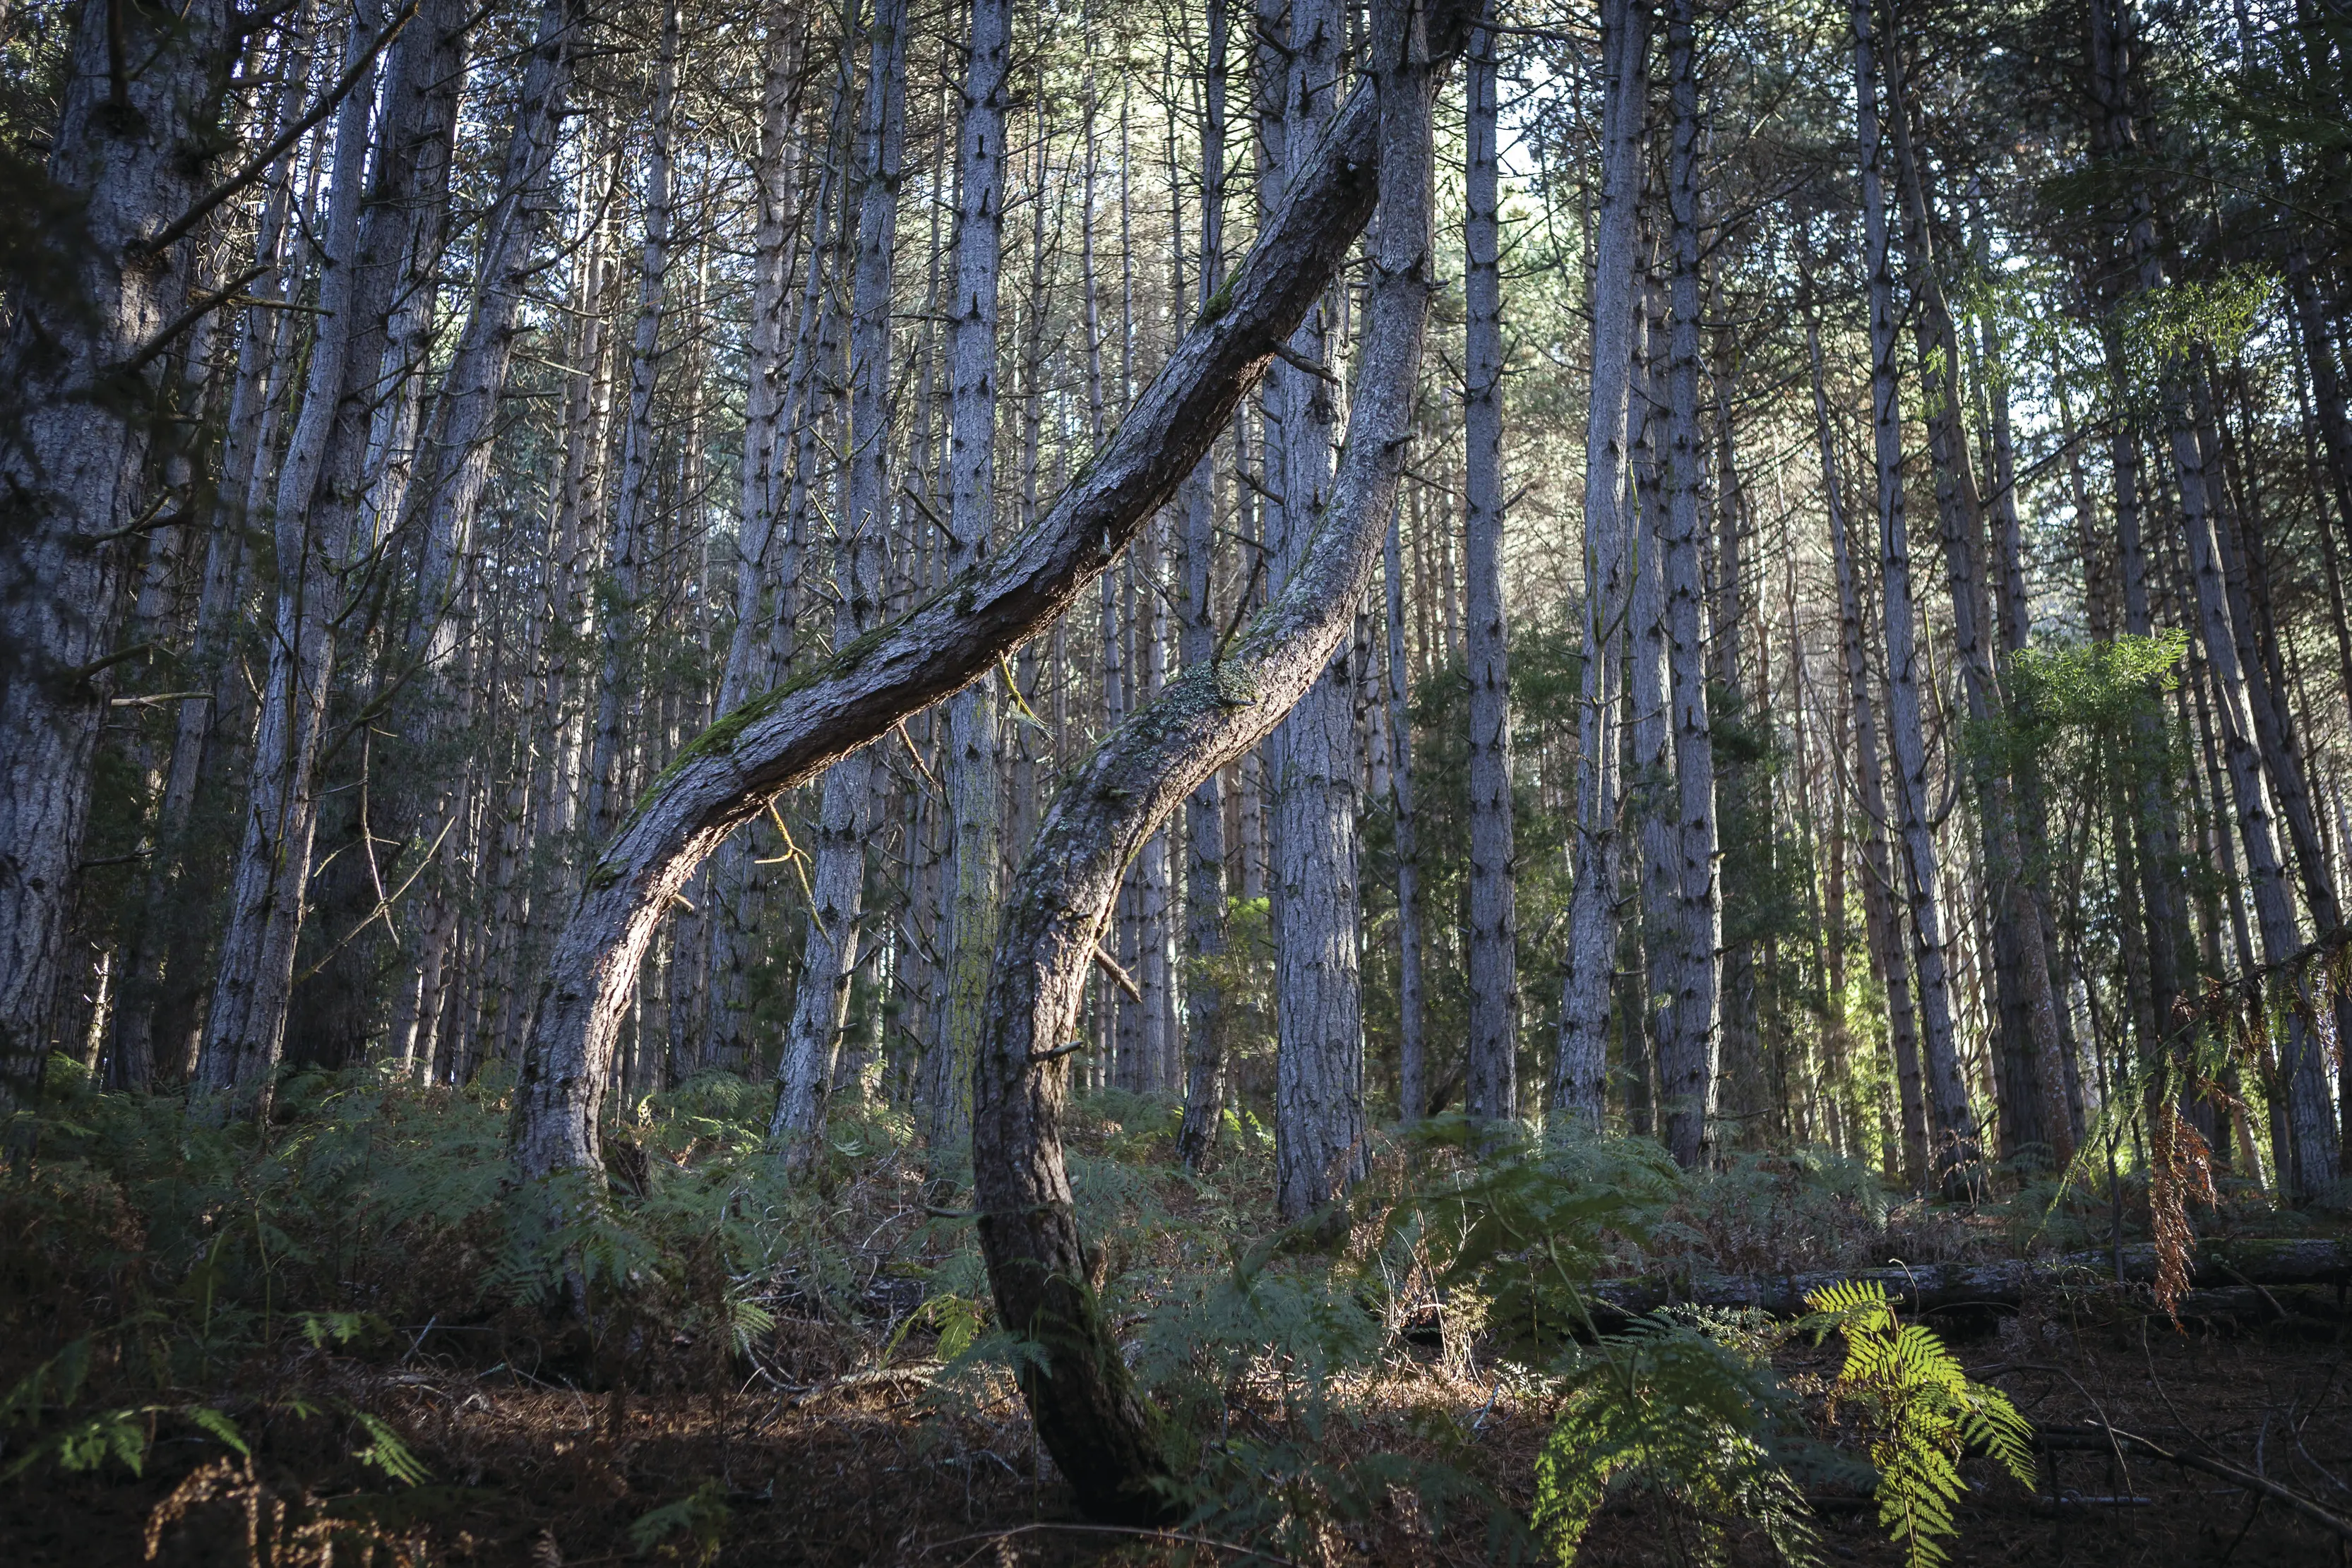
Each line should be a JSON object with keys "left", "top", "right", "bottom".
{"left": 1803, "top": 1281, "right": 2034, "bottom": 1568}
{"left": 628, "top": 1478, "right": 731, "bottom": 1564}
{"left": 1533, "top": 1316, "right": 1817, "bottom": 1567}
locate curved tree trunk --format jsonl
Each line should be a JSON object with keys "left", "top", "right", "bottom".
{"left": 972, "top": 8, "right": 1435, "bottom": 1516}
{"left": 507, "top": 6, "right": 1444, "bottom": 1183}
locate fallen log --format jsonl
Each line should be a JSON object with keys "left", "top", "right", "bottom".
{"left": 1586, "top": 1238, "right": 2352, "bottom": 1320}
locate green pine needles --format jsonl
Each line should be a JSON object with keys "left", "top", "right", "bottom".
{"left": 1803, "top": 1280, "right": 2036, "bottom": 1568}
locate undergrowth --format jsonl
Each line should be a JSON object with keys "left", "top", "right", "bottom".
{"left": 0, "top": 1059, "right": 2185, "bottom": 1565}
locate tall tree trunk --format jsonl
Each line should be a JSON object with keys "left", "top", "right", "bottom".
{"left": 1709, "top": 342, "right": 1759, "bottom": 1132}
{"left": 1553, "top": 0, "right": 1650, "bottom": 1125}
{"left": 0, "top": 0, "right": 238, "bottom": 1135}
{"left": 1631, "top": 270, "right": 1678, "bottom": 1144}
{"left": 196, "top": 15, "right": 390, "bottom": 1103}
{"left": 587, "top": 1, "right": 681, "bottom": 847}
{"left": 1659, "top": 0, "right": 1719, "bottom": 1167}
{"left": 972, "top": 12, "right": 1433, "bottom": 1511}
{"left": 770, "top": 0, "right": 906, "bottom": 1171}
{"left": 1265, "top": 0, "right": 1367, "bottom": 1221}
{"left": 1882, "top": 52, "right": 2072, "bottom": 1168}
{"left": 1855, "top": 0, "right": 1976, "bottom": 1192}
{"left": 1460, "top": 0, "right": 1517, "bottom": 1124}
{"left": 931, "top": 0, "right": 1012, "bottom": 1166}
{"left": 1175, "top": 0, "right": 1232, "bottom": 1168}
{"left": 704, "top": 8, "right": 813, "bottom": 1075}
{"left": 2100, "top": 331, "right": 2191, "bottom": 1099}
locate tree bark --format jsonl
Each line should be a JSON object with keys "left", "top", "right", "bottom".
{"left": 507, "top": 4, "right": 1447, "bottom": 1183}
{"left": 0, "top": 0, "right": 237, "bottom": 1138}
{"left": 1659, "top": 0, "right": 1719, "bottom": 1166}
{"left": 1632, "top": 270, "right": 1678, "bottom": 1143}
{"left": 1553, "top": 0, "right": 1651, "bottom": 1126}
{"left": 1263, "top": 0, "right": 1369, "bottom": 1221}
{"left": 1461, "top": 0, "right": 1518, "bottom": 1125}
{"left": 931, "top": 0, "right": 1012, "bottom": 1166}
{"left": 1854, "top": 0, "right": 1976, "bottom": 1193}
{"left": 972, "top": 9, "right": 1434, "bottom": 1514}
{"left": 770, "top": 0, "right": 906, "bottom": 1171}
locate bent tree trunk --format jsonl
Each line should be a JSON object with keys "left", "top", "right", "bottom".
{"left": 970, "top": 2, "right": 1435, "bottom": 1517}
{"left": 507, "top": 0, "right": 1476, "bottom": 1183}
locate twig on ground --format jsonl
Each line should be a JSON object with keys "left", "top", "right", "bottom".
{"left": 2039, "top": 1421, "right": 2352, "bottom": 1542}
{"left": 924, "top": 1520, "right": 1313, "bottom": 1567}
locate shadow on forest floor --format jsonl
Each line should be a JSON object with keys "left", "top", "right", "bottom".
{"left": 1, "top": 1063, "right": 2345, "bottom": 1566}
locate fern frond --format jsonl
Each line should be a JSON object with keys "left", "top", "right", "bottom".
{"left": 1814, "top": 1279, "right": 2035, "bottom": 1568}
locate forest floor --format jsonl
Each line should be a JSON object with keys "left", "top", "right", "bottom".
{"left": 2, "top": 1070, "right": 2346, "bottom": 1567}
{"left": 10, "top": 1264, "right": 2346, "bottom": 1567}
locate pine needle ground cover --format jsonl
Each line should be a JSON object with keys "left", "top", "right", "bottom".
{"left": 3, "top": 1064, "right": 2346, "bottom": 1567}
